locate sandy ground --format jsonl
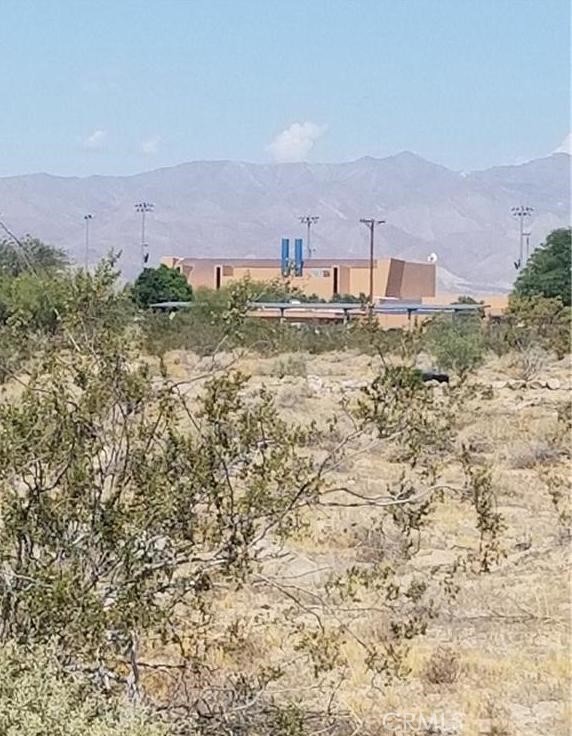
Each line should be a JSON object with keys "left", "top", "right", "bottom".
{"left": 144, "top": 349, "right": 572, "bottom": 734}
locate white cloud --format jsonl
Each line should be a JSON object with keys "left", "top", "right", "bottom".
{"left": 555, "top": 132, "right": 571, "bottom": 154}
{"left": 141, "top": 135, "right": 161, "bottom": 155}
{"left": 267, "top": 121, "right": 327, "bottom": 163}
{"left": 83, "top": 129, "right": 107, "bottom": 151}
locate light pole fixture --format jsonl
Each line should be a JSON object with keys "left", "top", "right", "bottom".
{"left": 511, "top": 205, "right": 534, "bottom": 270}
{"left": 135, "top": 201, "right": 154, "bottom": 268}
{"left": 298, "top": 215, "right": 319, "bottom": 259}
{"left": 83, "top": 214, "right": 93, "bottom": 269}
{"left": 360, "top": 218, "right": 385, "bottom": 305}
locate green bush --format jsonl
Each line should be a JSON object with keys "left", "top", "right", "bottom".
{"left": 506, "top": 295, "right": 570, "bottom": 358}
{"left": 0, "top": 259, "right": 135, "bottom": 383}
{"left": 0, "top": 270, "right": 68, "bottom": 332}
{"left": 139, "top": 277, "right": 413, "bottom": 358}
{"left": 270, "top": 354, "right": 308, "bottom": 378}
{"left": 0, "top": 261, "right": 507, "bottom": 734}
{"left": 424, "top": 315, "right": 485, "bottom": 376}
{"left": 482, "top": 319, "right": 514, "bottom": 357}
{"left": 0, "top": 237, "right": 68, "bottom": 277}
{"left": 331, "top": 292, "right": 367, "bottom": 304}
{"left": 0, "top": 643, "right": 164, "bottom": 736}
{"left": 142, "top": 308, "right": 406, "bottom": 358}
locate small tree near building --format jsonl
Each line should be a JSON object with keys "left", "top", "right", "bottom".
{"left": 131, "top": 264, "right": 193, "bottom": 307}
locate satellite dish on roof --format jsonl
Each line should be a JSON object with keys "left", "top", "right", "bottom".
{"left": 427, "top": 252, "right": 438, "bottom": 264}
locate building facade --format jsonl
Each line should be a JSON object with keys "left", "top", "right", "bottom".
{"left": 160, "top": 256, "right": 436, "bottom": 301}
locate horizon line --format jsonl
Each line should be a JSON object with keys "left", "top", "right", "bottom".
{"left": 1, "top": 150, "right": 568, "bottom": 182}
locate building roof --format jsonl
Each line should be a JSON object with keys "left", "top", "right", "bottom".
{"left": 169, "top": 256, "right": 414, "bottom": 268}
{"left": 148, "top": 300, "right": 485, "bottom": 314}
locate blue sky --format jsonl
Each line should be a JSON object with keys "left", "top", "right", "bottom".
{"left": 1, "top": 0, "right": 569, "bottom": 176}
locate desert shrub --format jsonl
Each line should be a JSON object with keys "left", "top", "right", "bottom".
{"left": 506, "top": 295, "right": 571, "bottom": 358}
{"left": 271, "top": 320, "right": 403, "bottom": 356}
{"left": 331, "top": 292, "right": 366, "bottom": 303}
{"left": 0, "top": 268, "right": 437, "bottom": 730}
{"left": 0, "top": 256, "right": 131, "bottom": 334}
{"left": 142, "top": 308, "right": 226, "bottom": 355}
{"left": 143, "top": 304, "right": 407, "bottom": 358}
{"left": 508, "top": 440, "right": 560, "bottom": 469}
{"left": 556, "top": 399, "right": 572, "bottom": 437}
{"left": 0, "top": 236, "right": 68, "bottom": 277}
{"left": 0, "top": 329, "right": 25, "bottom": 383}
{"left": 0, "top": 241, "right": 125, "bottom": 336}
{"left": 0, "top": 643, "right": 164, "bottom": 736}
{"left": 0, "top": 263, "right": 507, "bottom": 733}
{"left": 0, "top": 344, "right": 329, "bottom": 668}
{"left": 0, "top": 258, "right": 133, "bottom": 382}
{"left": 140, "top": 275, "right": 415, "bottom": 358}
{"left": 424, "top": 315, "right": 485, "bottom": 376}
{"left": 508, "top": 344, "right": 549, "bottom": 381}
{"left": 480, "top": 699, "right": 514, "bottom": 736}
{"left": 464, "top": 433, "right": 495, "bottom": 455}
{"left": 0, "top": 270, "right": 68, "bottom": 331}
{"left": 422, "top": 646, "right": 461, "bottom": 685}
{"left": 460, "top": 448, "right": 506, "bottom": 573}
{"left": 356, "top": 365, "right": 461, "bottom": 468}
{"left": 350, "top": 521, "right": 387, "bottom": 564}
{"left": 456, "top": 295, "right": 483, "bottom": 305}
{"left": 142, "top": 280, "right": 282, "bottom": 356}
{"left": 482, "top": 318, "right": 515, "bottom": 357}
{"left": 270, "top": 353, "right": 308, "bottom": 378}
{"left": 545, "top": 471, "right": 571, "bottom": 542}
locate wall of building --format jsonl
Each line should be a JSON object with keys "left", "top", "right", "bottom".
{"left": 161, "top": 256, "right": 436, "bottom": 301}
{"left": 423, "top": 293, "right": 509, "bottom": 316}
{"left": 393, "top": 260, "right": 436, "bottom": 299}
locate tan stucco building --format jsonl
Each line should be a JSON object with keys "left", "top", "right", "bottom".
{"left": 160, "top": 256, "right": 436, "bottom": 302}
{"left": 423, "top": 293, "right": 509, "bottom": 316}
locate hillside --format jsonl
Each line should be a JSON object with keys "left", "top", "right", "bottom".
{"left": 0, "top": 152, "right": 569, "bottom": 290}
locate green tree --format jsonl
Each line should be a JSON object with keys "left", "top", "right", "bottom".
{"left": 0, "top": 237, "right": 69, "bottom": 277}
{"left": 513, "top": 227, "right": 571, "bottom": 305}
{"left": 131, "top": 264, "right": 193, "bottom": 307}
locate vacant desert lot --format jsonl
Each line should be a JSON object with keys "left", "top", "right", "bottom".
{"left": 147, "top": 348, "right": 572, "bottom": 736}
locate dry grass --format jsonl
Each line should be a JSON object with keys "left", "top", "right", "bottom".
{"left": 508, "top": 440, "right": 561, "bottom": 469}
{"left": 508, "top": 346, "right": 550, "bottom": 381}
{"left": 422, "top": 645, "right": 462, "bottom": 685}
{"left": 151, "top": 349, "right": 571, "bottom": 736}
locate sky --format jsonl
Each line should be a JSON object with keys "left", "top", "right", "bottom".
{"left": 0, "top": 0, "right": 570, "bottom": 177}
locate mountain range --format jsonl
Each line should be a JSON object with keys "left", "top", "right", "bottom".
{"left": 0, "top": 151, "right": 569, "bottom": 291}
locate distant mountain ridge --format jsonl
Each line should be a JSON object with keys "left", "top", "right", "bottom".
{"left": 0, "top": 151, "right": 569, "bottom": 291}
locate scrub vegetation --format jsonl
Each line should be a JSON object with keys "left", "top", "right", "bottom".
{"left": 0, "top": 230, "right": 569, "bottom": 735}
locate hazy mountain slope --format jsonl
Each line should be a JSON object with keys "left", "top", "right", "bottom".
{"left": 0, "top": 152, "right": 568, "bottom": 289}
